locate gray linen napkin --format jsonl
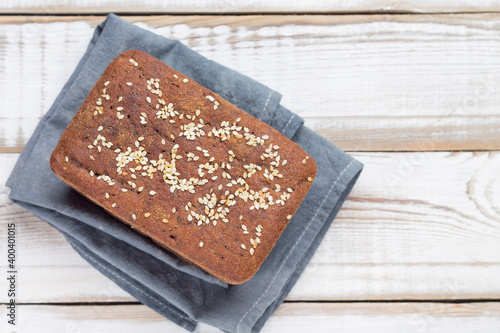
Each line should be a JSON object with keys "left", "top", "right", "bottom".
{"left": 6, "top": 14, "right": 363, "bottom": 332}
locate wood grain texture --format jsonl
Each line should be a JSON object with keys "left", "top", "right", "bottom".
{"left": 1, "top": 151, "right": 499, "bottom": 302}
{"left": 2, "top": 303, "right": 500, "bottom": 333}
{"left": 1, "top": 15, "right": 500, "bottom": 152}
{"left": 2, "top": 0, "right": 500, "bottom": 14}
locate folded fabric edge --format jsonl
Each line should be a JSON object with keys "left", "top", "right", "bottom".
{"left": 237, "top": 158, "right": 364, "bottom": 333}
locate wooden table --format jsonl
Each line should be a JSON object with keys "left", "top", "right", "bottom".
{"left": 1, "top": 1, "right": 500, "bottom": 332}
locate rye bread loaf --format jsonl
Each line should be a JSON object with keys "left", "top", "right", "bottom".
{"left": 50, "top": 50, "right": 317, "bottom": 284}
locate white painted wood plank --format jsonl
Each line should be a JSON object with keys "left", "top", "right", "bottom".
{"left": 2, "top": 303, "right": 500, "bottom": 333}
{"left": 1, "top": 0, "right": 500, "bottom": 14}
{"left": 1, "top": 151, "right": 499, "bottom": 302}
{"left": 1, "top": 15, "right": 500, "bottom": 151}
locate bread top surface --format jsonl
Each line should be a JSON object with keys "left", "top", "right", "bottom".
{"left": 50, "top": 50, "right": 317, "bottom": 284}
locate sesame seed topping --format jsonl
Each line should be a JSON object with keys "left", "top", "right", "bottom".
{"left": 162, "top": 219, "right": 168, "bottom": 223}
{"left": 199, "top": 241, "right": 204, "bottom": 247}
{"left": 117, "top": 106, "right": 124, "bottom": 111}
{"left": 112, "top": 203, "right": 117, "bottom": 208}
{"left": 126, "top": 82, "right": 133, "bottom": 86}
{"left": 150, "top": 191, "right": 156, "bottom": 195}
{"left": 132, "top": 214, "right": 136, "bottom": 220}
{"left": 89, "top": 170, "right": 94, "bottom": 176}
{"left": 118, "top": 96, "right": 123, "bottom": 102}
{"left": 183, "top": 78, "right": 188, "bottom": 83}
{"left": 172, "top": 207, "right": 176, "bottom": 213}
{"left": 302, "top": 159, "right": 306, "bottom": 164}
{"left": 250, "top": 248, "right": 254, "bottom": 255}
{"left": 65, "top": 156, "right": 69, "bottom": 162}
{"left": 105, "top": 193, "right": 109, "bottom": 199}
{"left": 104, "top": 81, "right": 110, "bottom": 86}
{"left": 241, "top": 244, "right": 246, "bottom": 249}
{"left": 144, "top": 212, "right": 151, "bottom": 217}
{"left": 97, "top": 126, "right": 103, "bottom": 132}
{"left": 146, "top": 96, "right": 151, "bottom": 103}
{"left": 287, "top": 215, "right": 292, "bottom": 219}
{"left": 308, "top": 177, "right": 313, "bottom": 182}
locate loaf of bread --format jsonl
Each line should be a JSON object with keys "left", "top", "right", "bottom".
{"left": 50, "top": 50, "right": 317, "bottom": 284}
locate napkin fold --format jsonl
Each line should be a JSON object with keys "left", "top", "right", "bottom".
{"left": 6, "top": 14, "right": 363, "bottom": 332}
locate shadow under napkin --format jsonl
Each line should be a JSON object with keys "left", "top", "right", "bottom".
{"left": 6, "top": 14, "right": 363, "bottom": 333}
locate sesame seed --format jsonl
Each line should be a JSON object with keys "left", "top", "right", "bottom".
{"left": 146, "top": 96, "right": 151, "bottom": 103}
{"left": 138, "top": 187, "right": 144, "bottom": 192}
{"left": 287, "top": 215, "right": 292, "bottom": 219}
{"left": 199, "top": 242, "right": 204, "bottom": 247}
{"left": 126, "top": 82, "right": 133, "bottom": 86}
{"left": 104, "top": 81, "right": 110, "bottom": 86}
{"left": 105, "top": 193, "right": 109, "bottom": 199}
{"left": 174, "top": 74, "right": 178, "bottom": 78}
{"left": 89, "top": 170, "right": 94, "bottom": 176}
{"left": 241, "top": 244, "right": 246, "bottom": 249}
{"left": 262, "top": 135, "right": 269, "bottom": 140}
{"left": 117, "top": 106, "right": 124, "bottom": 111}
{"left": 97, "top": 126, "right": 103, "bottom": 132}
{"left": 172, "top": 207, "right": 176, "bottom": 213}
{"left": 112, "top": 203, "right": 116, "bottom": 208}
{"left": 242, "top": 225, "right": 247, "bottom": 231}
{"left": 302, "top": 159, "right": 306, "bottom": 164}
{"left": 250, "top": 248, "right": 254, "bottom": 255}
{"left": 239, "top": 215, "right": 243, "bottom": 220}
{"left": 144, "top": 212, "right": 151, "bottom": 217}
{"left": 65, "top": 156, "right": 69, "bottom": 162}
{"left": 118, "top": 96, "right": 123, "bottom": 102}
{"left": 162, "top": 219, "right": 168, "bottom": 223}
{"left": 132, "top": 214, "right": 136, "bottom": 220}
{"left": 183, "top": 78, "right": 188, "bottom": 83}
{"left": 150, "top": 191, "right": 156, "bottom": 195}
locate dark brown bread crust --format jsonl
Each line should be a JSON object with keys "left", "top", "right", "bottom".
{"left": 50, "top": 50, "right": 317, "bottom": 284}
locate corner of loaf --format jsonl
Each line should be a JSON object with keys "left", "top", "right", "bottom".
{"left": 50, "top": 49, "right": 317, "bottom": 284}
